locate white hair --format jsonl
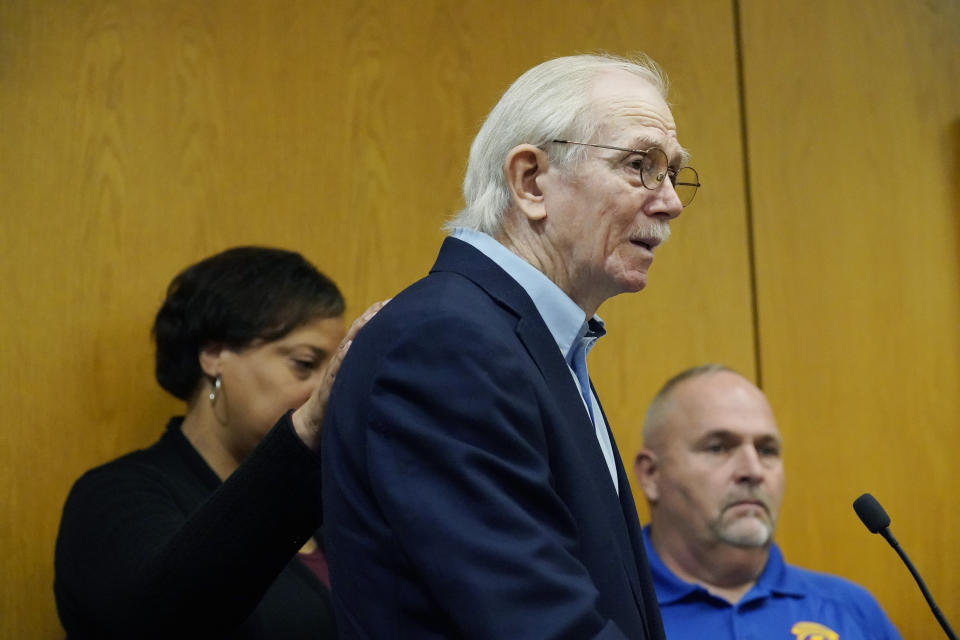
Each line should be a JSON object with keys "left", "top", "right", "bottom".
{"left": 444, "top": 53, "right": 669, "bottom": 235}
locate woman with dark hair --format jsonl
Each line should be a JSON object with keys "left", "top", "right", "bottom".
{"left": 54, "top": 246, "right": 379, "bottom": 639}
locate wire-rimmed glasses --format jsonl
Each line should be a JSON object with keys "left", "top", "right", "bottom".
{"left": 552, "top": 139, "right": 700, "bottom": 207}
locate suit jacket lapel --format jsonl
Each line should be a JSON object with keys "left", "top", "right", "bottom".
{"left": 432, "top": 240, "right": 612, "bottom": 492}
{"left": 513, "top": 316, "right": 621, "bottom": 497}
{"left": 594, "top": 393, "right": 661, "bottom": 635}
{"left": 432, "top": 238, "right": 653, "bottom": 613}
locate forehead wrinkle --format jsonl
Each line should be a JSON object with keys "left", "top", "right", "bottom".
{"left": 588, "top": 70, "right": 690, "bottom": 168}
{"left": 611, "top": 102, "right": 676, "bottom": 134}
{"left": 601, "top": 106, "right": 687, "bottom": 166}
{"left": 602, "top": 105, "right": 676, "bottom": 141}
{"left": 588, "top": 73, "right": 673, "bottom": 125}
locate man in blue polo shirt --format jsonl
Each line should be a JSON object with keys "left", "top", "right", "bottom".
{"left": 633, "top": 364, "right": 901, "bottom": 640}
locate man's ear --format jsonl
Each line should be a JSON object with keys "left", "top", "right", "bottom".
{"left": 634, "top": 449, "right": 660, "bottom": 503}
{"left": 198, "top": 343, "right": 224, "bottom": 379}
{"left": 504, "top": 144, "right": 549, "bottom": 222}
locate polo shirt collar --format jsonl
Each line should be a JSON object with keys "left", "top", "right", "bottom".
{"left": 642, "top": 525, "right": 805, "bottom": 606}
{"left": 642, "top": 525, "right": 703, "bottom": 605}
{"left": 745, "top": 542, "right": 805, "bottom": 601}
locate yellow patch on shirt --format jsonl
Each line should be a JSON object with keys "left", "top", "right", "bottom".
{"left": 791, "top": 621, "right": 840, "bottom": 640}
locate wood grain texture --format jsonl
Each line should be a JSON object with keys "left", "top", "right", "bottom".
{"left": 740, "top": 0, "right": 960, "bottom": 636}
{"left": 1, "top": 0, "right": 739, "bottom": 635}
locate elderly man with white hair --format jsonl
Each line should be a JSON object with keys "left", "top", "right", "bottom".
{"left": 323, "top": 53, "right": 699, "bottom": 639}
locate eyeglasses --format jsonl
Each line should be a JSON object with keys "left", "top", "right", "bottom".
{"left": 552, "top": 139, "right": 700, "bottom": 207}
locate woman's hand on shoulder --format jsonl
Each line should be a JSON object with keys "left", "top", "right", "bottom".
{"left": 291, "top": 299, "right": 388, "bottom": 450}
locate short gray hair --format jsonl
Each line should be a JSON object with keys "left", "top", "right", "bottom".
{"left": 444, "top": 53, "right": 669, "bottom": 235}
{"left": 642, "top": 364, "right": 738, "bottom": 447}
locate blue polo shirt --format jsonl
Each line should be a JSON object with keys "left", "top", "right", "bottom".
{"left": 643, "top": 526, "right": 902, "bottom": 640}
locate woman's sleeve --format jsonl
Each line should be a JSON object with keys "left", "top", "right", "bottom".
{"left": 53, "top": 411, "right": 321, "bottom": 637}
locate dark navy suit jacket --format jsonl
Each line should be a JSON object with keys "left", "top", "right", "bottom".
{"left": 322, "top": 237, "right": 666, "bottom": 639}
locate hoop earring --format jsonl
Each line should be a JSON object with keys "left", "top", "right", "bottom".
{"left": 209, "top": 374, "right": 222, "bottom": 404}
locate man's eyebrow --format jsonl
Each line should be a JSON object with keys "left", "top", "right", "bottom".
{"left": 626, "top": 137, "right": 691, "bottom": 168}
{"left": 694, "top": 429, "right": 739, "bottom": 442}
{"left": 695, "top": 429, "right": 782, "bottom": 444}
{"left": 625, "top": 135, "right": 659, "bottom": 150}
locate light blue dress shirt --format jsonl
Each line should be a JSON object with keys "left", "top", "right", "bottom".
{"left": 451, "top": 227, "right": 618, "bottom": 492}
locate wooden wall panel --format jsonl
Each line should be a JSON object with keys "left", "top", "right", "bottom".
{"left": 740, "top": 0, "right": 960, "bottom": 636}
{"left": 0, "top": 1, "right": 747, "bottom": 635}
{"left": 593, "top": 0, "right": 756, "bottom": 517}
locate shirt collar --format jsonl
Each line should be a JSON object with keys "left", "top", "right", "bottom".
{"left": 642, "top": 525, "right": 703, "bottom": 605}
{"left": 750, "top": 541, "right": 804, "bottom": 599}
{"left": 642, "top": 525, "right": 805, "bottom": 606}
{"left": 451, "top": 227, "right": 604, "bottom": 360}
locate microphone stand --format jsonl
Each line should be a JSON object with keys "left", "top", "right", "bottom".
{"left": 877, "top": 526, "right": 957, "bottom": 640}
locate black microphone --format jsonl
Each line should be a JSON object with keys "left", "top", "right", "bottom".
{"left": 853, "top": 493, "right": 957, "bottom": 640}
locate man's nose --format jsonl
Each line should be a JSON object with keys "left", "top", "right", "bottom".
{"left": 648, "top": 177, "right": 683, "bottom": 220}
{"left": 733, "top": 445, "right": 765, "bottom": 483}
